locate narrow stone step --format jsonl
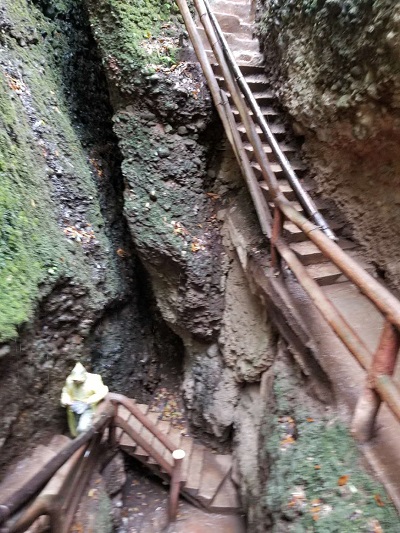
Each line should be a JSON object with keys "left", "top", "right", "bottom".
{"left": 284, "top": 219, "right": 342, "bottom": 243}
{"left": 290, "top": 239, "right": 355, "bottom": 266}
{"left": 243, "top": 141, "right": 298, "bottom": 162}
{"left": 134, "top": 410, "right": 159, "bottom": 458}
{"left": 226, "top": 89, "right": 274, "bottom": 102}
{"left": 259, "top": 180, "right": 297, "bottom": 202}
{"left": 237, "top": 122, "right": 286, "bottom": 141}
{"left": 231, "top": 105, "right": 277, "bottom": 120}
{"left": 212, "top": 63, "right": 265, "bottom": 77}
{"left": 305, "top": 262, "right": 343, "bottom": 286}
{"left": 252, "top": 160, "right": 305, "bottom": 180}
{"left": 196, "top": 27, "right": 251, "bottom": 45}
{"left": 212, "top": 2, "right": 253, "bottom": 20}
{"left": 179, "top": 436, "right": 194, "bottom": 483}
{"left": 197, "top": 453, "right": 232, "bottom": 508}
{"left": 147, "top": 419, "right": 171, "bottom": 466}
{"left": 184, "top": 444, "right": 205, "bottom": 497}
{"left": 209, "top": 474, "right": 240, "bottom": 513}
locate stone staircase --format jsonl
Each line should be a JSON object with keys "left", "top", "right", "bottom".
{"left": 117, "top": 403, "right": 240, "bottom": 513}
{"left": 196, "top": 1, "right": 375, "bottom": 287}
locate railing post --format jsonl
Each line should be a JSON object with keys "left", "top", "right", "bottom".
{"left": 168, "top": 449, "right": 185, "bottom": 522}
{"left": 352, "top": 320, "right": 400, "bottom": 442}
{"left": 271, "top": 206, "right": 284, "bottom": 271}
{"left": 108, "top": 402, "right": 118, "bottom": 448}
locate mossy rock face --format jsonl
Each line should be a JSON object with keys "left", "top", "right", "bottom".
{"left": 84, "top": 0, "right": 182, "bottom": 97}
{"left": 0, "top": 0, "right": 160, "bottom": 472}
{"left": 260, "top": 357, "right": 399, "bottom": 532}
{"left": 85, "top": 0, "right": 225, "bottom": 342}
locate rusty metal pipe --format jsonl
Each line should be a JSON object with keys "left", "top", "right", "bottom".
{"left": 168, "top": 449, "right": 185, "bottom": 521}
{"left": 276, "top": 237, "right": 373, "bottom": 370}
{"left": 108, "top": 393, "right": 177, "bottom": 453}
{"left": 202, "top": 0, "right": 336, "bottom": 241}
{"left": 114, "top": 415, "right": 173, "bottom": 476}
{"left": 0, "top": 401, "right": 114, "bottom": 526}
{"left": 375, "top": 374, "right": 400, "bottom": 424}
{"left": 271, "top": 207, "right": 283, "bottom": 270}
{"left": 352, "top": 321, "right": 400, "bottom": 442}
{"left": 279, "top": 202, "right": 400, "bottom": 331}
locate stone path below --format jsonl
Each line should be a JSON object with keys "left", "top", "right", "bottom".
{"left": 118, "top": 464, "right": 246, "bottom": 533}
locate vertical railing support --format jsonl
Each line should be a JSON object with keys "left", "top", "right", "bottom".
{"left": 352, "top": 320, "right": 400, "bottom": 443}
{"left": 168, "top": 449, "right": 185, "bottom": 521}
{"left": 271, "top": 206, "right": 284, "bottom": 271}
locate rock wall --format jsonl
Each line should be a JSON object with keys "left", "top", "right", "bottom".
{"left": 84, "top": 0, "right": 278, "bottom": 442}
{"left": 0, "top": 0, "right": 182, "bottom": 473}
{"left": 258, "top": 0, "right": 400, "bottom": 290}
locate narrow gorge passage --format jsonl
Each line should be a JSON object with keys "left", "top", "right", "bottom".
{"left": 1, "top": 0, "right": 400, "bottom": 532}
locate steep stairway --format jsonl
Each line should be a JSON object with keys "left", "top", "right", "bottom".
{"left": 117, "top": 403, "right": 240, "bottom": 513}
{"left": 196, "top": 4, "right": 375, "bottom": 287}
{"left": 184, "top": 0, "right": 400, "bottom": 512}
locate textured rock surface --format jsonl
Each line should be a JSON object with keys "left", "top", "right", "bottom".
{"left": 258, "top": 0, "right": 400, "bottom": 289}
{"left": 85, "top": 0, "right": 278, "bottom": 441}
{"left": 0, "top": 0, "right": 183, "bottom": 473}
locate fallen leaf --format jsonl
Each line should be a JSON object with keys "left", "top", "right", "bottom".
{"left": 338, "top": 475, "right": 349, "bottom": 486}
{"left": 306, "top": 417, "right": 314, "bottom": 422}
{"left": 116, "top": 248, "right": 129, "bottom": 257}
{"left": 374, "top": 494, "right": 385, "bottom": 507}
{"left": 206, "top": 192, "right": 220, "bottom": 200}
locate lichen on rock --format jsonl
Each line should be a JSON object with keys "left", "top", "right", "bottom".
{"left": 258, "top": 0, "right": 400, "bottom": 290}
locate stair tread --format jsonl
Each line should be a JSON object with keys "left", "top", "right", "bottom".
{"left": 237, "top": 122, "right": 286, "bottom": 135}
{"left": 198, "top": 453, "right": 232, "bottom": 505}
{"left": 251, "top": 160, "right": 305, "bottom": 174}
{"left": 209, "top": 475, "right": 240, "bottom": 513}
{"left": 148, "top": 419, "right": 172, "bottom": 465}
{"left": 119, "top": 403, "right": 149, "bottom": 450}
{"left": 226, "top": 89, "right": 274, "bottom": 100}
{"left": 290, "top": 238, "right": 355, "bottom": 256}
{"left": 179, "top": 436, "right": 194, "bottom": 483}
{"left": 243, "top": 141, "right": 297, "bottom": 154}
{"left": 184, "top": 444, "right": 205, "bottom": 496}
{"left": 135, "top": 411, "right": 159, "bottom": 457}
{"left": 284, "top": 219, "right": 342, "bottom": 234}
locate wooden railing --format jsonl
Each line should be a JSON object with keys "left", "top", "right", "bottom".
{"left": 0, "top": 394, "right": 185, "bottom": 532}
{"left": 176, "top": 0, "right": 400, "bottom": 444}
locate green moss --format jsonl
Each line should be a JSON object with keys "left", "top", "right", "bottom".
{"left": 263, "top": 370, "right": 399, "bottom": 531}
{"left": 0, "top": 74, "right": 61, "bottom": 340}
{"left": 0, "top": 0, "right": 120, "bottom": 341}
{"left": 85, "top": 0, "right": 180, "bottom": 89}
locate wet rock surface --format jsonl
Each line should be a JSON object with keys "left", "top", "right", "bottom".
{"left": 258, "top": 0, "right": 400, "bottom": 289}
{"left": 0, "top": 0, "right": 183, "bottom": 473}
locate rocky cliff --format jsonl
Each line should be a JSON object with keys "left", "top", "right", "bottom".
{"left": 258, "top": 0, "right": 400, "bottom": 290}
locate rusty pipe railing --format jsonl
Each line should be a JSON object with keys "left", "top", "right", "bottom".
{"left": 187, "top": 0, "right": 376, "bottom": 370}
{"left": 1, "top": 393, "right": 187, "bottom": 530}
{"left": 0, "top": 400, "right": 114, "bottom": 527}
{"left": 202, "top": 0, "right": 336, "bottom": 241}
{"left": 177, "top": 0, "right": 400, "bottom": 440}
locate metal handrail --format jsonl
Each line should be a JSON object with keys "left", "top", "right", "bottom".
{"left": 202, "top": 0, "right": 336, "bottom": 241}
{"left": 176, "top": 0, "right": 400, "bottom": 441}
{"left": 1, "top": 393, "right": 185, "bottom": 530}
